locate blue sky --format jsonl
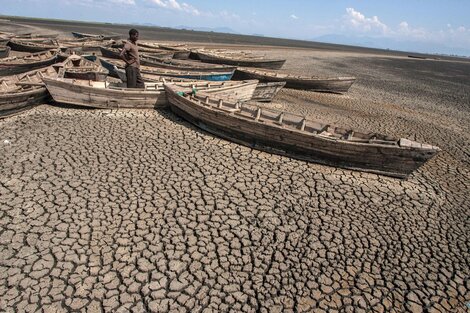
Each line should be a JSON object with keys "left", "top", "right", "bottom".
{"left": 2, "top": 0, "right": 470, "bottom": 55}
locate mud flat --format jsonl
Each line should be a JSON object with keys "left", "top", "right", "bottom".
{"left": 0, "top": 18, "right": 469, "bottom": 312}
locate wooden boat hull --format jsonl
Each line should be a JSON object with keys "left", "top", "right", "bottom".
{"left": 99, "top": 57, "right": 234, "bottom": 81}
{"left": 252, "top": 82, "right": 285, "bottom": 102}
{"left": 54, "top": 55, "right": 109, "bottom": 82}
{"left": 100, "top": 47, "right": 173, "bottom": 60}
{"left": 165, "top": 87, "right": 439, "bottom": 178}
{"left": 63, "top": 71, "right": 108, "bottom": 81}
{"left": 113, "top": 66, "right": 193, "bottom": 83}
{"left": 173, "top": 51, "right": 191, "bottom": 60}
{"left": 111, "top": 66, "right": 255, "bottom": 101}
{"left": 100, "top": 46, "right": 122, "bottom": 59}
{"left": 43, "top": 78, "right": 167, "bottom": 109}
{"left": 155, "top": 72, "right": 232, "bottom": 81}
{"left": 72, "top": 32, "right": 120, "bottom": 40}
{"left": 0, "top": 46, "right": 11, "bottom": 58}
{"left": 0, "top": 52, "right": 58, "bottom": 76}
{"left": 139, "top": 42, "right": 190, "bottom": 59}
{"left": 111, "top": 43, "right": 175, "bottom": 58}
{"left": 1, "top": 66, "right": 58, "bottom": 117}
{"left": 43, "top": 77, "right": 258, "bottom": 109}
{"left": 121, "top": 67, "right": 232, "bottom": 81}
{"left": 0, "top": 88, "right": 49, "bottom": 118}
{"left": 197, "top": 51, "right": 286, "bottom": 69}
{"left": 140, "top": 55, "right": 237, "bottom": 73}
{"left": 8, "top": 40, "right": 58, "bottom": 53}
{"left": 233, "top": 68, "right": 355, "bottom": 93}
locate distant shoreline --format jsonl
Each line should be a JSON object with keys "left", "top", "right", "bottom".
{"left": 2, "top": 14, "right": 469, "bottom": 62}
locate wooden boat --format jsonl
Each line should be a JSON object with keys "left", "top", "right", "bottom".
{"left": 196, "top": 50, "right": 286, "bottom": 69}
{"left": 14, "top": 33, "right": 58, "bottom": 39}
{"left": 0, "top": 46, "right": 11, "bottom": 58}
{"left": 139, "top": 54, "right": 237, "bottom": 73}
{"left": 0, "top": 50, "right": 58, "bottom": 76}
{"left": 111, "top": 41, "right": 177, "bottom": 57}
{"left": 95, "top": 58, "right": 199, "bottom": 83}
{"left": 9, "top": 37, "right": 58, "bottom": 43}
{"left": 140, "top": 42, "right": 185, "bottom": 49}
{"left": 72, "top": 32, "right": 121, "bottom": 40}
{"left": 0, "top": 66, "right": 57, "bottom": 118}
{"left": 251, "top": 82, "right": 285, "bottom": 102}
{"left": 233, "top": 67, "right": 356, "bottom": 93}
{"left": 43, "top": 77, "right": 258, "bottom": 109}
{"left": 140, "top": 42, "right": 191, "bottom": 59}
{"left": 54, "top": 55, "right": 108, "bottom": 81}
{"left": 113, "top": 66, "right": 196, "bottom": 83}
{"left": 59, "top": 39, "right": 114, "bottom": 51}
{"left": 100, "top": 46, "right": 174, "bottom": 60}
{"left": 99, "top": 57, "right": 233, "bottom": 81}
{"left": 164, "top": 85, "right": 440, "bottom": 178}
{"left": 8, "top": 39, "right": 59, "bottom": 53}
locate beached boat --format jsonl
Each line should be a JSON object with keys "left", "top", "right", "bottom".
{"left": 111, "top": 41, "right": 177, "bottom": 57}
{"left": 0, "top": 66, "right": 57, "bottom": 118}
{"left": 99, "top": 57, "right": 233, "bottom": 81}
{"left": 0, "top": 46, "right": 11, "bottom": 58}
{"left": 54, "top": 55, "right": 108, "bottom": 81}
{"left": 59, "top": 39, "right": 114, "bottom": 52}
{"left": 251, "top": 82, "right": 285, "bottom": 102}
{"left": 196, "top": 50, "right": 286, "bottom": 69}
{"left": 72, "top": 32, "right": 121, "bottom": 40}
{"left": 8, "top": 39, "right": 59, "bottom": 53}
{"left": 139, "top": 42, "right": 186, "bottom": 50}
{"left": 0, "top": 50, "right": 58, "bottom": 76}
{"left": 139, "top": 54, "right": 237, "bottom": 73}
{"left": 100, "top": 46, "right": 174, "bottom": 60}
{"left": 14, "top": 33, "right": 59, "bottom": 40}
{"left": 43, "top": 77, "right": 258, "bottom": 109}
{"left": 164, "top": 85, "right": 440, "bottom": 178}
{"left": 233, "top": 67, "right": 356, "bottom": 93}
{"left": 147, "top": 42, "right": 191, "bottom": 59}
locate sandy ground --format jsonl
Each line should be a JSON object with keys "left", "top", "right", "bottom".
{"left": 0, "top": 19, "right": 469, "bottom": 312}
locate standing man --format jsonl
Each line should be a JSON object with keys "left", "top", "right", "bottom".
{"left": 120, "top": 29, "right": 144, "bottom": 88}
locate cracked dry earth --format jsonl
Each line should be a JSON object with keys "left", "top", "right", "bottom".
{"left": 0, "top": 49, "right": 469, "bottom": 313}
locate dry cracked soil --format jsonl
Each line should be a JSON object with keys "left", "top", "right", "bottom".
{"left": 0, "top": 23, "right": 469, "bottom": 313}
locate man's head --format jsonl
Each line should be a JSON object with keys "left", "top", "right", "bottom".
{"left": 129, "top": 29, "right": 139, "bottom": 42}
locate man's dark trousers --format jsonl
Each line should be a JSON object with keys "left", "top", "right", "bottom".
{"left": 126, "top": 66, "right": 145, "bottom": 88}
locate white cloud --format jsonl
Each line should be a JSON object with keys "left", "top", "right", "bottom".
{"left": 397, "top": 21, "right": 427, "bottom": 39}
{"left": 290, "top": 14, "right": 299, "bottom": 20}
{"left": 345, "top": 7, "right": 388, "bottom": 34}
{"left": 342, "top": 8, "right": 470, "bottom": 49}
{"left": 149, "top": 0, "right": 200, "bottom": 15}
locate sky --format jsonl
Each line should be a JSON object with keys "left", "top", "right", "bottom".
{"left": 2, "top": 0, "right": 470, "bottom": 56}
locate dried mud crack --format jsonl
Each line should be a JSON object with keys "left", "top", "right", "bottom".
{"left": 1, "top": 49, "right": 469, "bottom": 312}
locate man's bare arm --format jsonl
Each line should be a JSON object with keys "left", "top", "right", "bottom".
{"left": 120, "top": 44, "right": 132, "bottom": 66}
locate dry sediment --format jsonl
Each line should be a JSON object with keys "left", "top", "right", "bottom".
{"left": 0, "top": 28, "right": 469, "bottom": 312}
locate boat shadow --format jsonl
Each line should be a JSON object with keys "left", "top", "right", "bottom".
{"left": 47, "top": 100, "right": 206, "bottom": 135}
